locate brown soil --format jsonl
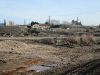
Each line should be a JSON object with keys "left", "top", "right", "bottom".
{"left": 0, "top": 40, "right": 100, "bottom": 75}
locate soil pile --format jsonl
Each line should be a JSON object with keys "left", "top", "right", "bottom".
{"left": 0, "top": 40, "right": 29, "bottom": 51}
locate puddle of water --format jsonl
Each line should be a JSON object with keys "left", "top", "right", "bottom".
{"left": 47, "top": 64, "right": 58, "bottom": 67}
{"left": 27, "top": 65, "right": 51, "bottom": 72}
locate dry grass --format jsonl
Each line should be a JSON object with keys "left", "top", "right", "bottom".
{"left": 33, "top": 34, "right": 96, "bottom": 47}
{"left": 80, "top": 34, "right": 96, "bottom": 45}
{"left": 55, "top": 34, "right": 96, "bottom": 46}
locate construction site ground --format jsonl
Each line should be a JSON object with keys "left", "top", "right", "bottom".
{"left": 0, "top": 37, "right": 100, "bottom": 75}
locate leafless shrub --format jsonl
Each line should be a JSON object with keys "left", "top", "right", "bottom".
{"left": 62, "top": 34, "right": 96, "bottom": 46}
{"left": 80, "top": 34, "right": 96, "bottom": 46}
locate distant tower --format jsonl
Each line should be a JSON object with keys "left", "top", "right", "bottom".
{"left": 49, "top": 16, "right": 51, "bottom": 25}
{"left": 4, "top": 19, "right": 6, "bottom": 26}
{"left": 77, "top": 17, "right": 79, "bottom": 22}
{"left": 24, "top": 19, "right": 26, "bottom": 25}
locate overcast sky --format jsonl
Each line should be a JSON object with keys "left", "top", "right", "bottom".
{"left": 0, "top": 0, "right": 100, "bottom": 25}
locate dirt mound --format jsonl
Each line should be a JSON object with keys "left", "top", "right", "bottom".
{"left": 0, "top": 40, "right": 29, "bottom": 51}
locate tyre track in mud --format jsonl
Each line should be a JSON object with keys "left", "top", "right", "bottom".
{"left": 60, "top": 59, "right": 100, "bottom": 75}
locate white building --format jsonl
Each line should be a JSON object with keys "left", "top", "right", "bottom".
{"left": 5, "top": 21, "right": 14, "bottom": 26}
{"left": 31, "top": 24, "right": 50, "bottom": 30}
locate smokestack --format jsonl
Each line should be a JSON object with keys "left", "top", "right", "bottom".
{"left": 49, "top": 16, "right": 50, "bottom": 25}
{"left": 77, "top": 17, "right": 79, "bottom": 22}
{"left": 4, "top": 19, "right": 6, "bottom": 26}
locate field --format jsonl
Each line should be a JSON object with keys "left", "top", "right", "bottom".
{"left": 0, "top": 25, "right": 100, "bottom": 75}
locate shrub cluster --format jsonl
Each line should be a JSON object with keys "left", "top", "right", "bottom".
{"left": 55, "top": 34, "right": 96, "bottom": 47}
{"left": 34, "top": 34, "right": 96, "bottom": 47}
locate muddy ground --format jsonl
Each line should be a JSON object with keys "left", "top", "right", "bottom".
{"left": 0, "top": 40, "right": 100, "bottom": 75}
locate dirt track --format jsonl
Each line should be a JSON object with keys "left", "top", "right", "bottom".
{"left": 0, "top": 36, "right": 99, "bottom": 40}
{"left": 0, "top": 39, "right": 100, "bottom": 75}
